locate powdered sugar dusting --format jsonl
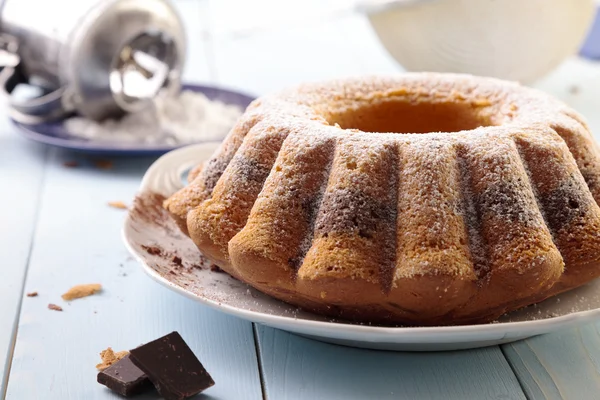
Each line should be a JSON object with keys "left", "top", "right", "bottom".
{"left": 65, "top": 90, "right": 243, "bottom": 145}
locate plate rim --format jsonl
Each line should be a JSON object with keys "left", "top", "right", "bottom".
{"left": 123, "top": 142, "right": 600, "bottom": 345}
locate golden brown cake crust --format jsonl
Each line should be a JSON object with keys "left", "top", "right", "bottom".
{"left": 165, "top": 73, "right": 600, "bottom": 326}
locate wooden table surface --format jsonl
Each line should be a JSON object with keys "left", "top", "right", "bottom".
{"left": 3, "top": 1, "right": 600, "bottom": 399}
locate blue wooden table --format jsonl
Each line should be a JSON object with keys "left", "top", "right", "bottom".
{"left": 3, "top": 1, "right": 600, "bottom": 399}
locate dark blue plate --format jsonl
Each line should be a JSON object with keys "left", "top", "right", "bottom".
{"left": 10, "top": 84, "right": 256, "bottom": 156}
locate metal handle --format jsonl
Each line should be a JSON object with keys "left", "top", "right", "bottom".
{"left": 0, "top": 33, "right": 70, "bottom": 124}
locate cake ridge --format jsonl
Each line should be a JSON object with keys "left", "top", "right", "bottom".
{"left": 513, "top": 131, "right": 562, "bottom": 246}
{"left": 382, "top": 139, "right": 400, "bottom": 294}
{"left": 451, "top": 135, "right": 564, "bottom": 316}
{"left": 289, "top": 134, "right": 338, "bottom": 274}
{"left": 227, "top": 129, "right": 336, "bottom": 288}
{"left": 389, "top": 139, "right": 478, "bottom": 317}
{"left": 514, "top": 129, "right": 600, "bottom": 273}
{"left": 162, "top": 110, "right": 264, "bottom": 232}
{"left": 297, "top": 136, "right": 397, "bottom": 283}
{"left": 455, "top": 142, "right": 490, "bottom": 281}
{"left": 512, "top": 133, "right": 566, "bottom": 269}
{"left": 186, "top": 120, "right": 293, "bottom": 268}
{"left": 549, "top": 115, "right": 600, "bottom": 204}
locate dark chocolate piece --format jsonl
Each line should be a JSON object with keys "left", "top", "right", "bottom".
{"left": 97, "top": 355, "right": 153, "bottom": 397}
{"left": 129, "top": 331, "right": 215, "bottom": 400}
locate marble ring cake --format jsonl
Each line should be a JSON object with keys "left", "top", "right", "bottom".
{"left": 163, "top": 73, "right": 600, "bottom": 326}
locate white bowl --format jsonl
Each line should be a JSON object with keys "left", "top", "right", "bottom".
{"left": 358, "top": 0, "right": 596, "bottom": 83}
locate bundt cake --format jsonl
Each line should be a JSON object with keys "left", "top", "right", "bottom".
{"left": 163, "top": 73, "right": 600, "bottom": 326}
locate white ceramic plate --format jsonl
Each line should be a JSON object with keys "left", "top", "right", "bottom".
{"left": 123, "top": 143, "right": 600, "bottom": 351}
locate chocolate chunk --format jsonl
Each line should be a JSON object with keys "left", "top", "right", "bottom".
{"left": 171, "top": 256, "right": 183, "bottom": 267}
{"left": 129, "top": 332, "right": 215, "bottom": 400}
{"left": 141, "top": 245, "right": 162, "bottom": 256}
{"left": 97, "top": 355, "right": 153, "bottom": 397}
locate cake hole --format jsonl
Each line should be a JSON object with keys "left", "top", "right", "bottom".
{"left": 327, "top": 99, "right": 498, "bottom": 134}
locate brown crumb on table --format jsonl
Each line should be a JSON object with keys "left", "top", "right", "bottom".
{"left": 61, "top": 283, "right": 102, "bottom": 301}
{"left": 26, "top": 292, "right": 38, "bottom": 297}
{"left": 96, "top": 347, "right": 129, "bottom": 371}
{"left": 63, "top": 161, "right": 79, "bottom": 168}
{"left": 48, "top": 303, "right": 63, "bottom": 311}
{"left": 108, "top": 201, "right": 128, "bottom": 210}
{"left": 94, "top": 159, "right": 114, "bottom": 170}
{"left": 141, "top": 245, "right": 162, "bottom": 256}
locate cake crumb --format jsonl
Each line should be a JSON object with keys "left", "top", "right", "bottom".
{"left": 61, "top": 284, "right": 102, "bottom": 301}
{"left": 26, "top": 292, "right": 38, "bottom": 297}
{"left": 48, "top": 303, "right": 63, "bottom": 312}
{"left": 96, "top": 347, "right": 129, "bottom": 371}
{"left": 94, "top": 159, "right": 114, "bottom": 170}
{"left": 171, "top": 256, "right": 183, "bottom": 267}
{"left": 108, "top": 201, "right": 128, "bottom": 209}
{"left": 63, "top": 161, "right": 79, "bottom": 168}
{"left": 141, "top": 245, "right": 162, "bottom": 256}
{"left": 210, "top": 264, "right": 223, "bottom": 273}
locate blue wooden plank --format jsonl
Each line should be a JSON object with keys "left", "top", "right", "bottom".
{"left": 256, "top": 325, "right": 526, "bottom": 400}
{"left": 0, "top": 125, "right": 47, "bottom": 396}
{"left": 502, "top": 323, "right": 600, "bottom": 400}
{"left": 4, "top": 148, "right": 263, "bottom": 399}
